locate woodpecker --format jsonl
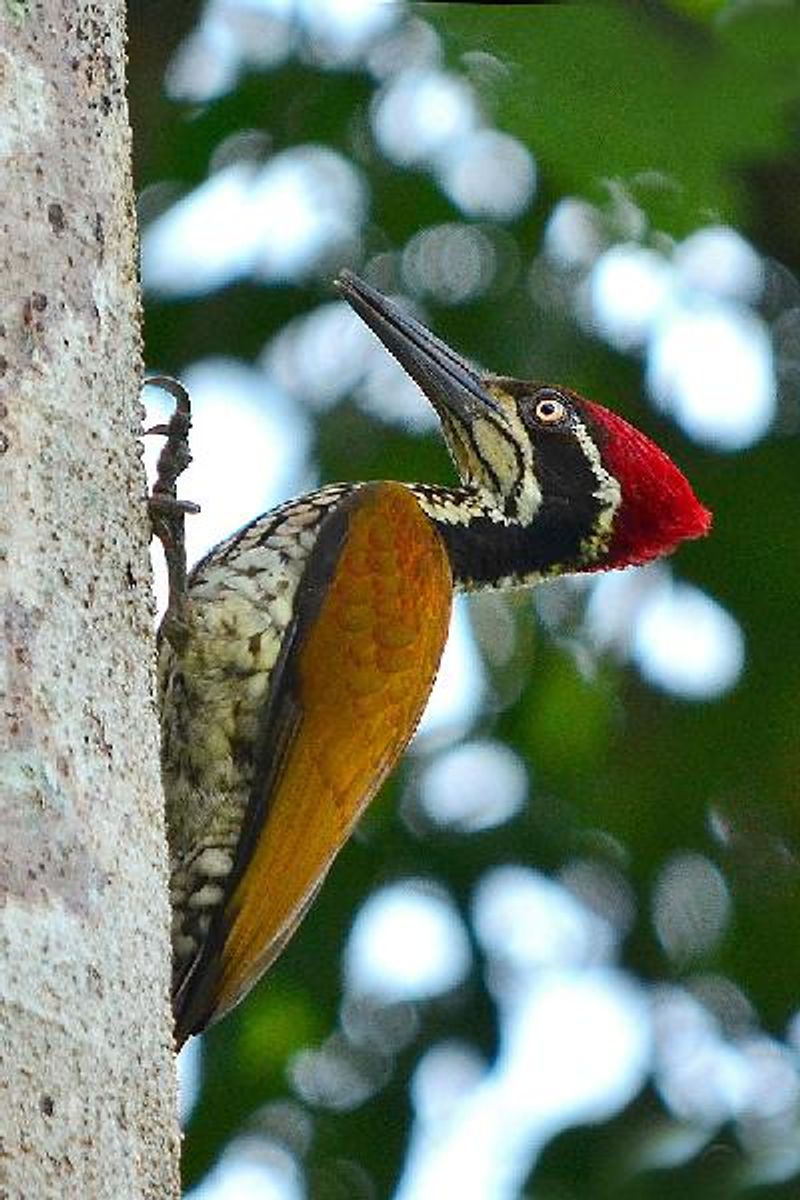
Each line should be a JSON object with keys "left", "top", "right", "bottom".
{"left": 156, "top": 271, "right": 710, "bottom": 1046}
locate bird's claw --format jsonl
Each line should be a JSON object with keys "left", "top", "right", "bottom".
{"left": 145, "top": 376, "right": 197, "bottom": 509}
{"left": 148, "top": 495, "right": 202, "bottom": 516}
{"left": 144, "top": 375, "right": 198, "bottom": 639}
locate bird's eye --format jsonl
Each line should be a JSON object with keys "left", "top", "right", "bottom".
{"left": 533, "top": 394, "right": 567, "bottom": 425}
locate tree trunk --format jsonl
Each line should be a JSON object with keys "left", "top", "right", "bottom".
{"left": 0, "top": 3, "right": 179, "bottom": 1196}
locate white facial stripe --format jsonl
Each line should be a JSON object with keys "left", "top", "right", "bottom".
{"left": 472, "top": 417, "right": 521, "bottom": 492}
{"left": 572, "top": 417, "right": 622, "bottom": 554}
{"left": 469, "top": 408, "right": 543, "bottom": 525}
{"left": 442, "top": 415, "right": 486, "bottom": 488}
{"left": 442, "top": 409, "right": 542, "bottom": 527}
{"left": 495, "top": 402, "right": 543, "bottom": 524}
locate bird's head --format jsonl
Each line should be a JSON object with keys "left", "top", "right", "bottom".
{"left": 336, "top": 271, "right": 711, "bottom": 585}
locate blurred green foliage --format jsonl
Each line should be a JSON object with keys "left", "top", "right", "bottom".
{"left": 439, "top": 2, "right": 800, "bottom": 233}
{"left": 129, "top": 1, "right": 800, "bottom": 1196}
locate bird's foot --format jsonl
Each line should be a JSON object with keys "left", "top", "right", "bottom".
{"left": 144, "top": 375, "right": 200, "bottom": 643}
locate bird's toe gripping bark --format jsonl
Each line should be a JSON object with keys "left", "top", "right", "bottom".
{"left": 144, "top": 375, "right": 201, "bottom": 641}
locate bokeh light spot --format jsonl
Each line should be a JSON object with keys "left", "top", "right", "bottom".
{"left": 652, "top": 853, "right": 730, "bottom": 963}
{"left": 419, "top": 739, "right": 528, "bottom": 833}
{"left": 417, "top": 598, "right": 486, "bottom": 741}
{"left": 589, "top": 243, "right": 674, "bottom": 350}
{"left": 290, "top": 1031, "right": 391, "bottom": 1112}
{"left": 345, "top": 879, "right": 471, "bottom": 1001}
{"left": 177, "top": 1037, "right": 202, "bottom": 1126}
{"left": 186, "top": 1140, "right": 303, "bottom": 1200}
{"left": 437, "top": 129, "right": 536, "bottom": 220}
{"left": 472, "top": 866, "right": 615, "bottom": 972}
{"left": 647, "top": 299, "right": 775, "bottom": 449}
{"left": 402, "top": 224, "right": 497, "bottom": 305}
{"left": 372, "top": 69, "right": 478, "bottom": 166}
{"left": 142, "top": 146, "right": 366, "bottom": 294}
{"left": 632, "top": 577, "right": 745, "bottom": 700}
{"left": 674, "top": 225, "right": 764, "bottom": 303}
{"left": 411, "top": 1041, "right": 487, "bottom": 1125}
{"left": 543, "top": 197, "right": 607, "bottom": 270}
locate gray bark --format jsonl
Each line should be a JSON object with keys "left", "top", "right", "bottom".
{"left": 0, "top": 3, "right": 180, "bottom": 1197}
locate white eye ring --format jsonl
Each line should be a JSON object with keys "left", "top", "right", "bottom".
{"left": 534, "top": 395, "right": 567, "bottom": 424}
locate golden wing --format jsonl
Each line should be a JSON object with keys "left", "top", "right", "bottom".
{"left": 174, "top": 481, "right": 453, "bottom": 1042}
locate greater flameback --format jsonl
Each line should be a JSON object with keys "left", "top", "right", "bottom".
{"left": 158, "top": 271, "right": 711, "bottom": 1046}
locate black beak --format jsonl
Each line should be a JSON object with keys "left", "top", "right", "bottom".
{"left": 335, "top": 270, "right": 503, "bottom": 423}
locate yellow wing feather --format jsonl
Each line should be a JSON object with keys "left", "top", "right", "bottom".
{"left": 212, "top": 482, "right": 452, "bottom": 1020}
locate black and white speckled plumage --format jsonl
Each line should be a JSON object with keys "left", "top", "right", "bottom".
{"left": 161, "top": 484, "right": 358, "bottom": 991}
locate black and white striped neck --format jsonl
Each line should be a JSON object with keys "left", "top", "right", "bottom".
{"left": 407, "top": 469, "right": 618, "bottom": 593}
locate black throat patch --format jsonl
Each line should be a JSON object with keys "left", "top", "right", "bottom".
{"left": 434, "top": 428, "right": 605, "bottom": 587}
